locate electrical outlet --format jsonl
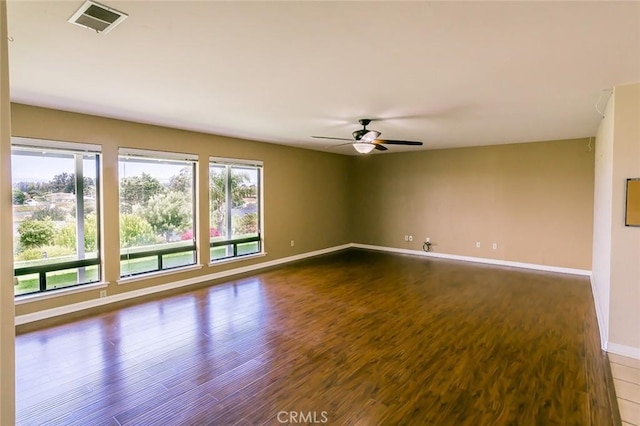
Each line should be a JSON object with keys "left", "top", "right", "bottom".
{"left": 408, "top": 235, "right": 413, "bottom": 242}
{"left": 492, "top": 243, "right": 498, "bottom": 250}
{"left": 476, "top": 242, "right": 481, "bottom": 248}
{"left": 426, "top": 237, "right": 430, "bottom": 243}
{"left": 404, "top": 235, "right": 408, "bottom": 241}
{"left": 290, "top": 240, "right": 295, "bottom": 247}
{"left": 99, "top": 290, "right": 107, "bottom": 298}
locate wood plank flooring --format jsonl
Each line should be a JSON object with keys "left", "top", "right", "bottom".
{"left": 16, "top": 249, "right": 617, "bottom": 425}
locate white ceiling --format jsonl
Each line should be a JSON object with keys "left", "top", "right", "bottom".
{"left": 6, "top": 1, "right": 640, "bottom": 155}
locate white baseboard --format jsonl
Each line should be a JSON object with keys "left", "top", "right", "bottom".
{"left": 15, "top": 242, "right": 594, "bottom": 326}
{"left": 589, "top": 275, "right": 609, "bottom": 351}
{"left": 15, "top": 244, "right": 351, "bottom": 325}
{"left": 607, "top": 342, "right": 640, "bottom": 360}
{"left": 352, "top": 243, "right": 592, "bottom": 276}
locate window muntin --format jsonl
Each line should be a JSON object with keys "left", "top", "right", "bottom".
{"left": 118, "top": 150, "right": 197, "bottom": 277}
{"left": 209, "top": 159, "right": 262, "bottom": 261}
{"left": 11, "top": 142, "right": 101, "bottom": 296}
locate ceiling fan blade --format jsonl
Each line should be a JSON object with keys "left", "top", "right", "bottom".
{"left": 312, "top": 136, "right": 353, "bottom": 141}
{"left": 330, "top": 142, "right": 358, "bottom": 148}
{"left": 376, "top": 139, "right": 423, "bottom": 146}
{"left": 374, "top": 144, "right": 388, "bottom": 151}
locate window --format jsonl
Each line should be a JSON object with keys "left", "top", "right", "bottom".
{"left": 209, "top": 158, "right": 262, "bottom": 261}
{"left": 11, "top": 138, "right": 102, "bottom": 296}
{"left": 119, "top": 149, "right": 197, "bottom": 278}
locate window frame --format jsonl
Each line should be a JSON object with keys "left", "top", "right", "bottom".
{"left": 209, "top": 157, "right": 263, "bottom": 262}
{"left": 11, "top": 137, "right": 103, "bottom": 296}
{"left": 118, "top": 148, "right": 198, "bottom": 278}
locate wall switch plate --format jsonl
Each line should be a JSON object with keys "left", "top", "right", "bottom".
{"left": 408, "top": 235, "right": 413, "bottom": 242}
{"left": 492, "top": 243, "right": 498, "bottom": 250}
{"left": 291, "top": 240, "right": 295, "bottom": 247}
{"left": 476, "top": 242, "right": 481, "bottom": 248}
{"left": 426, "top": 237, "right": 430, "bottom": 243}
{"left": 99, "top": 290, "right": 107, "bottom": 298}
{"left": 404, "top": 235, "right": 408, "bottom": 241}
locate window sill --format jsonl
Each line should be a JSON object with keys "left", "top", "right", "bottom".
{"left": 117, "top": 264, "right": 204, "bottom": 285}
{"left": 15, "top": 281, "right": 109, "bottom": 305}
{"left": 208, "top": 252, "right": 266, "bottom": 268}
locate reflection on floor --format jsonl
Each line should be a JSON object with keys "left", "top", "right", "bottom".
{"left": 16, "top": 249, "right": 618, "bottom": 424}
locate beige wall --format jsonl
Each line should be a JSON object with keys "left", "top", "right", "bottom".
{"left": 609, "top": 83, "right": 640, "bottom": 351}
{"left": 11, "top": 104, "right": 353, "bottom": 316}
{"left": 352, "top": 139, "right": 595, "bottom": 270}
{"left": 591, "top": 83, "right": 640, "bottom": 355}
{"left": 1, "top": 1, "right": 16, "bottom": 423}
{"left": 10, "top": 106, "right": 600, "bottom": 323}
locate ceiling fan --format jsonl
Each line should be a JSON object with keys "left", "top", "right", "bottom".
{"left": 312, "top": 119, "right": 423, "bottom": 154}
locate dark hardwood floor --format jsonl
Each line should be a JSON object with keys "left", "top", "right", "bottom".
{"left": 16, "top": 249, "right": 617, "bottom": 425}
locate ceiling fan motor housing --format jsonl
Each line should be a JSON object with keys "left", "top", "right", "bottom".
{"left": 352, "top": 129, "right": 367, "bottom": 140}
{"left": 353, "top": 119, "right": 377, "bottom": 141}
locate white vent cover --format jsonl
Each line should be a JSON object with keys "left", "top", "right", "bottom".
{"left": 68, "top": 1, "right": 127, "bottom": 34}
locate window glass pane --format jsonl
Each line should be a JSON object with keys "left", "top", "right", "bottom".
{"left": 119, "top": 153, "right": 196, "bottom": 277}
{"left": 12, "top": 146, "right": 101, "bottom": 295}
{"left": 120, "top": 255, "right": 159, "bottom": 277}
{"left": 14, "top": 274, "right": 39, "bottom": 296}
{"left": 211, "top": 245, "right": 233, "bottom": 261}
{"left": 46, "top": 265, "right": 100, "bottom": 291}
{"left": 162, "top": 251, "right": 195, "bottom": 269}
{"left": 237, "top": 241, "right": 260, "bottom": 256}
{"left": 230, "top": 166, "right": 259, "bottom": 239}
{"left": 209, "top": 165, "right": 228, "bottom": 239}
{"left": 209, "top": 160, "right": 262, "bottom": 263}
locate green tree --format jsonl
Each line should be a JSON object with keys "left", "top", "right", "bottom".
{"left": 168, "top": 167, "right": 192, "bottom": 193}
{"left": 18, "top": 219, "right": 55, "bottom": 249}
{"left": 49, "top": 172, "right": 75, "bottom": 193}
{"left": 12, "top": 188, "right": 26, "bottom": 205}
{"left": 144, "top": 191, "right": 192, "bottom": 241}
{"left": 120, "top": 173, "right": 164, "bottom": 214}
{"left": 120, "top": 214, "right": 157, "bottom": 248}
{"left": 47, "top": 173, "right": 94, "bottom": 195}
{"left": 210, "top": 169, "right": 249, "bottom": 235}
{"left": 16, "top": 181, "right": 48, "bottom": 198}
{"left": 236, "top": 182, "right": 257, "bottom": 199}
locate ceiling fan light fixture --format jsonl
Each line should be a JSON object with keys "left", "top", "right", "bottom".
{"left": 361, "top": 130, "right": 381, "bottom": 142}
{"left": 353, "top": 143, "right": 375, "bottom": 154}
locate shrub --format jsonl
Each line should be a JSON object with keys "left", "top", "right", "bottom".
{"left": 12, "top": 189, "right": 25, "bottom": 205}
{"left": 181, "top": 228, "right": 220, "bottom": 240}
{"left": 232, "top": 213, "right": 258, "bottom": 235}
{"left": 120, "top": 214, "right": 157, "bottom": 247}
{"left": 31, "top": 206, "right": 67, "bottom": 221}
{"left": 54, "top": 222, "right": 76, "bottom": 249}
{"left": 17, "top": 245, "right": 75, "bottom": 261}
{"left": 54, "top": 214, "right": 98, "bottom": 251}
{"left": 18, "top": 219, "right": 55, "bottom": 249}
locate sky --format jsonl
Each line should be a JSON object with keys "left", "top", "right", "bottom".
{"left": 11, "top": 152, "right": 181, "bottom": 184}
{"left": 12, "top": 151, "right": 259, "bottom": 185}
{"left": 11, "top": 153, "right": 97, "bottom": 183}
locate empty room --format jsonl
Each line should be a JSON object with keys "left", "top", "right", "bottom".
{"left": 1, "top": 1, "right": 639, "bottom": 425}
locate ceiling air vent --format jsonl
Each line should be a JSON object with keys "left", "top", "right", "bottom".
{"left": 68, "top": 1, "right": 128, "bottom": 34}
